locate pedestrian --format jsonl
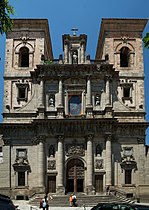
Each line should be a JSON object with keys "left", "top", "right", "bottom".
{"left": 106, "top": 185, "right": 110, "bottom": 195}
{"left": 69, "top": 194, "right": 73, "bottom": 207}
{"left": 41, "top": 194, "right": 49, "bottom": 210}
{"left": 72, "top": 194, "right": 77, "bottom": 207}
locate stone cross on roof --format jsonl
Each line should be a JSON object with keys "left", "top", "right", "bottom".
{"left": 71, "top": 28, "right": 78, "bottom": 36}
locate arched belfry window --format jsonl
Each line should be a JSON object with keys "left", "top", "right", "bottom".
{"left": 19, "top": 47, "right": 29, "bottom": 67}
{"left": 120, "top": 47, "right": 130, "bottom": 67}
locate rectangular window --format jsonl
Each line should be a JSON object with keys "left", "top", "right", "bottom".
{"left": 121, "top": 84, "right": 133, "bottom": 103}
{"left": 19, "top": 87, "right": 26, "bottom": 99}
{"left": 18, "top": 171, "right": 25, "bottom": 186}
{"left": 16, "top": 84, "right": 29, "bottom": 102}
{"left": 125, "top": 170, "right": 132, "bottom": 184}
{"left": 123, "top": 87, "right": 130, "bottom": 98}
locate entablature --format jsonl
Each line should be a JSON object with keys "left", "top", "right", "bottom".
{"left": 31, "top": 63, "right": 118, "bottom": 81}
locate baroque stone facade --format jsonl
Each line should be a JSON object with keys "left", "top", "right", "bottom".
{"left": 0, "top": 18, "right": 149, "bottom": 200}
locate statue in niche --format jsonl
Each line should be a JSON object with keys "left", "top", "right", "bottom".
{"left": 95, "top": 94, "right": 100, "bottom": 105}
{"left": 49, "top": 145, "right": 55, "bottom": 157}
{"left": 49, "top": 94, "right": 55, "bottom": 106}
{"left": 72, "top": 51, "right": 78, "bottom": 64}
{"left": 96, "top": 144, "right": 102, "bottom": 157}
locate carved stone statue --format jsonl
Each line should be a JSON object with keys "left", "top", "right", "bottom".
{"left": 95, "top": 95, "right": 100, "bottom": 105}
{"left": 49, "top": 95, "right": 55, "bottom": 106}
{"left": 72, "top": 51, "right": 78, "bottom": 64}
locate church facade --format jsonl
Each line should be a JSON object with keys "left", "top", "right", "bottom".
{"left": 0, "top": 18, "right": 149, "bottom": 200}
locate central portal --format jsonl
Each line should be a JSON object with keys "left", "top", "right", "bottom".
{"left": 66, "top": 159, "right": 84, "bottom": 193}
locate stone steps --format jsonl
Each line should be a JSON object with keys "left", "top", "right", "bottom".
{"left": 29, "top": 194, "right": 127, "bottom": 207}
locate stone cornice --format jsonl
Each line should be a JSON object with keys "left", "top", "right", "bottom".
{"left": 0, "top": 119, "right": 147, "bottom": 140}
{"left": 31, "top": 63, "right": 118, "bottom": 80}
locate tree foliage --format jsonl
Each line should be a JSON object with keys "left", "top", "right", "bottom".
{"left": 0, "top": 0, "right": 14, "bottom": 35}
{"left": 143, "top": 33, "right": 149, "bottom": 49}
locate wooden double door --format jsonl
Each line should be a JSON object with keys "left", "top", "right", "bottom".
{"left": 66, "top": 159, "right": 84, "bottom": 193}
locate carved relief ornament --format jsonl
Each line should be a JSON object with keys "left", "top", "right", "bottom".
{"left": 32, "top": 135, "right": 47, "bottom": 145}
{"left": 66, "top": 144, "right": 85, "bottom": 156}
{"left": 48, "top": 160, "right": 56, "bottom": 170}
{"left": 95, "top": 159, "right": 104, "bottom": 169}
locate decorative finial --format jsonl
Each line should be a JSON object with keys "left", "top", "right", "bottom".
{"left": 71, "top": 28, "right": 78, "bottom": 36}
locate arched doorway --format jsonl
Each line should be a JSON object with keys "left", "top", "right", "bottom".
{"left": 66, "top": 158, "right": 84, "bottom": 193}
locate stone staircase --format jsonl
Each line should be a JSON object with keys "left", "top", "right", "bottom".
{"left": 29, "top": 194, "right": 130, "bottom": 207}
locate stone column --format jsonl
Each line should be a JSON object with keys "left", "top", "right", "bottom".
{"left": 87, "top": 76, "right": 92, "bottom": 106}
{"left": 57, "top": 78, "right": 64, "bottom": 118}
{"left": 81, "top": 43, "right": 85, "bottom": 64}
{"left": 105, "top": 76, "right": 111, "bottom": 106}
{"left": 37, "top": 135, "right": 46, "bottom": 191}
{"left": 65, "top": 91, "right": 69, "bottom": 116}
{"left": 38, "top": 79, "right": 45, "bottom": 118}
{"left": 81, "top": 90, "right": 85, "bottom": 115}
{"left": 86, "top": 76, "right": 93, "bottom": 117}
{"left": 69, "top": 51, "right": 72, "bottom": 64}
{"left": 64, "top": 42, "right": 69, "bottom": 64}
{"left": 86, "top": 134, "right": 95, "bottom": 194}
{"left": 59, "top": 78, "right": 63, "bottom": 106}
{"left": 105, "top": 133, "right": 112, "bottom": 186}
{"left": 78, "top": 48, "right": 81, "bottom": 64}
{"left": 39, "top": 79, "right": 44, "bottom": 106}
{"left": 57, "top": 135, "right": 65, "bottom": 194}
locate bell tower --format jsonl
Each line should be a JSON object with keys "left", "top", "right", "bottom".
{"left": 62, "top": 29, "right": 87, "bottom": 64}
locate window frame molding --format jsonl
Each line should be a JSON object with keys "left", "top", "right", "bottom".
{"left": 16, "top": 83, "right": 29, "bottom": 102}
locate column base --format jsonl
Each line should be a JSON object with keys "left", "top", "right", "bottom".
{"left": 57, "top": 106, "right": 64, "bottom": 118}
{"left": 86, "top": 106, "right": 93, "bottom": 118}
{"left": 86, "top": 185, "right": 95, "bottom": 195}
{"left": 104, "top": 106, "right": 113, "bottom": 118}
{"left": 37, "top": 105, "right": 45, "bottom": 119}
{"left": 56, "top": 186, "right": 65, "bottom": 195}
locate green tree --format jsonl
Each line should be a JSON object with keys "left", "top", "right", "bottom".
{"left": 143, "top": 33, "right": 149, "bottom": 49}
{"left": 0, "top": 0, "right": 14, "bottom": 35}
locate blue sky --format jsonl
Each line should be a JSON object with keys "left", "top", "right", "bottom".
{"left": 0, "top": 0, "right": 149, "bottom": 143}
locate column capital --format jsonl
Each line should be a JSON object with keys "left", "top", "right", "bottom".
{"left": 3, "top": 138, "right": 11, "bottom": 146}
{"left": 32, "top": 134, "right": 47, "bottom": 145}
{"left": 105, "top": 75, "right": 112, "bottom": 81}
{"left": 105, "top": 132, "right": 112, "bottom": 141}
{"left": 56, "top": 134, "right": 64, "bottom": 141}
{"left": 86, "top": 133, "right": 94, "bottom": 141}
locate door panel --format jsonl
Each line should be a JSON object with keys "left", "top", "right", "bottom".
{"left": 95, "top": 175, "right": 103, "bottom": 192}
{"left": 48, "top": 176, "right": 56, "bottom": 193}
{"left": 66, "top": 159, "right": 84, "bottom": 193}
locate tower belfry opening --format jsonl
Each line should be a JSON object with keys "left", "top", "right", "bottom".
{"left": 62, "top": 29, "right": 87, "bottom": 64}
